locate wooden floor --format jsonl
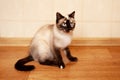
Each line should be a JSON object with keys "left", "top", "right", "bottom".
{"left": 0, "top": 46, "right": 120, "bottom": 80}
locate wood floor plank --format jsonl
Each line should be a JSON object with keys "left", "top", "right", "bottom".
{"left": 0, "top": 46, "right": 30, "bottom": 80}
{"left": 0, "top": 46, "right": 120, "bottom": 80}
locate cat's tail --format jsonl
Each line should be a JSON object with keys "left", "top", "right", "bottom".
{"left": 15, "top": 55, "right": 35, "bottom": 71}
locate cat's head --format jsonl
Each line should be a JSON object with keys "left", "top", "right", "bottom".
{"left": 56, "top": 11, "right": 76, "bottom": 33}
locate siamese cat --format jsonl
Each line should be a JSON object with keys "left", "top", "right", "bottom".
{"left": 15, "top": 11, "right": 78, "bottom": 71}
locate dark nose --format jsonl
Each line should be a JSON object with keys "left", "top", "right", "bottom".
{"left": 66, "top": 20, "right": 71, "bottom": 28}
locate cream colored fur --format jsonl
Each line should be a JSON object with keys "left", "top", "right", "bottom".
{"left": 30, "top": 24, "right": 73, "bottom": 62}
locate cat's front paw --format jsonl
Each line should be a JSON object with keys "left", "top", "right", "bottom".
{"left": 58, "top": 63, "right": 65, "bottom": 69}
{"left": 60, "top": 65, "right": 64, "bottom": 69}
{"left": 69, "top": 57, "right": 78, "bottom": 62}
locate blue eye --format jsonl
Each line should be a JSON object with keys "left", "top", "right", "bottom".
{"left": 70, "top": 23, "right": 74, "bottom": 27}
{"left": 62, "top": 23, "right": 67, "bottom": 27}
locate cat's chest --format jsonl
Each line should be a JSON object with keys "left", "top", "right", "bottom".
{"left": 54, "top": 32, "right": 72, "bottom": 49}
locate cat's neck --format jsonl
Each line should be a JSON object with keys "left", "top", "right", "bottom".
{"left": 53, "top": 24, "right": 73, "bottom": 48}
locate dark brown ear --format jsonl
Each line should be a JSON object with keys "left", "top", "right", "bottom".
{"left": 56, "top": 12, "right": 64, "bottom": 23}
{"left": 68, "top": 11, "right": 75, "bottom": 18}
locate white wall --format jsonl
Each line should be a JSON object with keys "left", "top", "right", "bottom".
{"left": 0, "top": 0, "right": 120, "bottom": 38}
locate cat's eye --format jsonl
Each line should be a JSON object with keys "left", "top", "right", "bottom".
{"left": 70, "top": 20, "right": 73, "bottom": 23}
{"left": 62, "top": 23, "right": 67, "bottom": 27}
{"left": 70, "top": 23, "right": 74, "bottom": 27}
{"left": 70, "top": 20, "right": 75, "bottom": 27}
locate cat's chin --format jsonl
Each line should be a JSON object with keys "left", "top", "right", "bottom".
{"left": 64, "top": 30, "right": 73, "bottom": 33}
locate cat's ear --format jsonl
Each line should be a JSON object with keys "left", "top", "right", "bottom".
{"left": 56, "top": 12, "right": 64, "bottom": 23}
{"left": 69, "top": 11, "right": 75, "bottom": 18}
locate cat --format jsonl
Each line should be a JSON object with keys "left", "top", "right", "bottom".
{"left": 15, "top": 11, "right": 78, "bottom": 71}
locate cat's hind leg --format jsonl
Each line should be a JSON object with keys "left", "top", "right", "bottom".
{"left": 39, "top": 48, "right": 66, "bottom": 69}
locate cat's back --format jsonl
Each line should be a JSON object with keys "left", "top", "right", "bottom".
{"left": 30, "top": 24, "right": 54, "bottom": 61}
{"left": 35, "top": 24, "right": 54, "bottom": 36}
{"left": 31, "top": 24, "right": 54, "bottom": 46}
{"left": 30, "top": 24, "right": 54, "bottom": 51}
{"left": 37, "top": 24, "right": 54, "bottom": 34}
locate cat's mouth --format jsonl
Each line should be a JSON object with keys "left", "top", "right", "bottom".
{"left": 64, "top": 29, "right": 73, "bottom": 33}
